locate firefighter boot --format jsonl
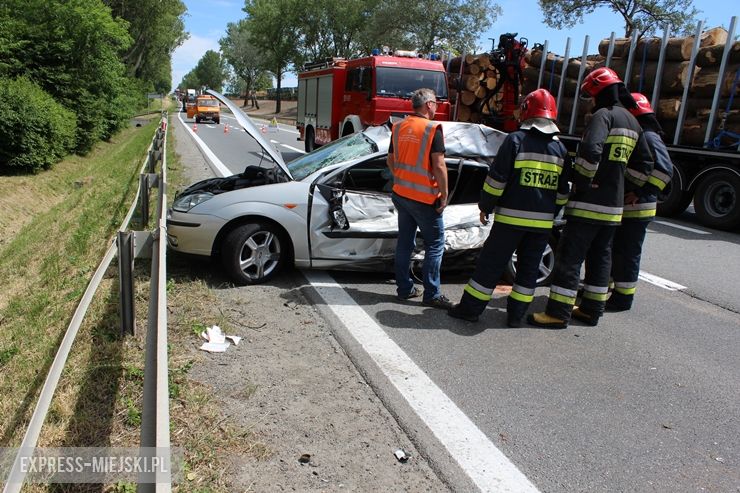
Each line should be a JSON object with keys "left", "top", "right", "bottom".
{"left": 572, "top": 306, "right": 600, "bottom": 326}
{"left": 447, "top": 304, "right": 479, "bottom": 322}
{"left": 527, "top": 312, "right": 568, "bottom": 329}
{"left": 605, "top": 291, "right": 632, "bottom": 312}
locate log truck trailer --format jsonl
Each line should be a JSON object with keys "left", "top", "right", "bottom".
{"left": 533, "top": 16, "right": 739, "bottom": 230}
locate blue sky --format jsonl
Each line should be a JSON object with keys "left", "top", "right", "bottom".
{"left": 171, "top": 0, "right": 736, "bottom": 91}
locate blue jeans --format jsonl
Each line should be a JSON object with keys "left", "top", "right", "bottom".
{"left": 392, "top": 193, "right": 445, "bottom": 302}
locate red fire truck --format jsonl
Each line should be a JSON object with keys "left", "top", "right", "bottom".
{"left": 296, "top": 53, "right": 451, "bottom": 152}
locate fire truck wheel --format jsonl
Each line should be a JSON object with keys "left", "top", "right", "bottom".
{"left": 342, "top": 123, "right": 355, "bottom": 137}
{"left": 305, "top": 127, "right": 316, "bottom": 153}
{"left": 693, "top": 170, "right": 740, "bottom": 231}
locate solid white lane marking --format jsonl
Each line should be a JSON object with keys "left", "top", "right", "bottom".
{"left": 653, "top": 220, "right": 711, "bottom": 235}
{"left": 269, "top": 141, "right": 305, "bottom": 154}
{"left": 638, "top": 271, "right": 687, "bottom": 291}
{"left": 177, "top": 112, "right": 232, "bottom": 177}
{"left": 304, "top": 271, "right": 540, "bottom": 493}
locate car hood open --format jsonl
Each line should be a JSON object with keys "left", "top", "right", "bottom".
{"left": 206, "top": 88, "right": 293, "bottom": 180}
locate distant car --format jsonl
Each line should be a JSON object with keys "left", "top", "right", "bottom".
{"left": 167, "top": 90, "right": 559, "bottom": 285}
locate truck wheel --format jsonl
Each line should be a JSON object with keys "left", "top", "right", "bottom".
{"left": 221, "top": 222, "right": 287, "bottom": 285}
{"left": 693, "top": 170, "right": 740, "bottom": 230}
{"left": 214, "top": 117, "right": 220, "bottom": 124}
{"left": 195, "top": 116, "right": 200, "bottom": 124}
{"left": 657, "top": 166, "right": 692, "bottom": 217}
{"left": 305, "top": 127, "right": 316, "bottom": 153}
{"left": 341, "top": 123, "right": 355, "bottom": 137}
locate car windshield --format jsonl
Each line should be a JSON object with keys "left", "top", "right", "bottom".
{"left": 375, "top": 67, "right": 448, "bottom": 99}
{"left": 198, "top": 99, "right": 219, "bottom": 106}
{"left": 287, "top": 132, "right": 379, "bottom": 181}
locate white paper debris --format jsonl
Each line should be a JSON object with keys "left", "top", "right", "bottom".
{"left": 199, "top": 325, "right": 241, "bottom": 353}
{"left": 199, "top": 342, "right": 230, "bottom": 353}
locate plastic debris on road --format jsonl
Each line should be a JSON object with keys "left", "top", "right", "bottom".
{"left": 394, "top": 449, "right": 409, "bottom": 462}
{"left": 199, "top": 325, "right": 240, "bottom": 353}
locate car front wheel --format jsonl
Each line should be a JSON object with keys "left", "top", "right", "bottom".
{"left": 221, "top": 223, "right": 285, "bottom": 284}
{"left": 503, "top": 237, "right": 557, "bottom": 287}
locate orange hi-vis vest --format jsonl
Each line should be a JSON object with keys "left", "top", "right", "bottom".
{"left": 391, "top": 116, "right": 442, "bottom": 204}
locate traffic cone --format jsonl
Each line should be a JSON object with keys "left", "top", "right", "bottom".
{"left": 260, "top": 125, "right": 267, "bottom": 134}
{"left": 223, "top": 124, "right": 229, "bottom": 134}
{"left": 192, "top": 122, "right": 198, "bottom": 132}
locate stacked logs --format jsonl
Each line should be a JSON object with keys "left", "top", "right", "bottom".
{"left": 519, "top": 27, "right": 739, "bottom": 144}
{"left": 444, "top": 53, "right": 521, "bottom": 129}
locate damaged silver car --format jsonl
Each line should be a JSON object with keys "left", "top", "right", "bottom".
{"left": 167, "top": 90, "right": 559, "bottom": 285}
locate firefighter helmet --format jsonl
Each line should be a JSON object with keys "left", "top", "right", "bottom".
{"left": 520, "top": 88, "right": 557, "bottom": 121}
{"left": 580, "top": 67, "right": 622, "bottom": 98}
{"left": 629, "top": 92, "right": 654, "bottom": 116}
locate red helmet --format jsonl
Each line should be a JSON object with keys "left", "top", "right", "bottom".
{"left": 629, "top": 92, "right": 654, "bottom": 116}
{"left": 580, "top": 67, "right": 622, "bottom": 98}
{"left": 520, "top": 88, "right": 557, "bottom": 121}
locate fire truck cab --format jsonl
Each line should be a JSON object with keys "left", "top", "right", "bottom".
{"left": 297, "top": 53, "right": 451, "bottom": 152}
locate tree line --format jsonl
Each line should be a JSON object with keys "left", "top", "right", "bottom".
{"left": 0, "top": 0, "right": 187, "bottom": 173}
{"left": 181, "top": 0, "right": 699, "bottom": 113}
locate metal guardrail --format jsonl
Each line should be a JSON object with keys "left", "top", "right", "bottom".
{"left": 2, "top": 113, "right": 171, "bottom": 492}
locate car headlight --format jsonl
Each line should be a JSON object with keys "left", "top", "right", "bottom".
{"left": 172, "top": 192, "right": 214, "bottom": 212}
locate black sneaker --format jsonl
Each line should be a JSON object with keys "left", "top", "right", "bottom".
{"left": 397, "top": 286, "right": 422, "bottom": 301}
{"left": 447, "top": 304, "right": 479, "bottom": 322}
{"left": 423, "top": 295, "right": 454, "bottom": 310}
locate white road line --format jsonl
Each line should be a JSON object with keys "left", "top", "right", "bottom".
{"left": 638, "top": 271, "right": 687, "bottom": 291}
{"left": 653, "top": 220, "right": 711, "bottom": 235}
{"left": 304, "top": 271, "right": 540, "bottom": 493}
{"left": 270, "top": 140, "right": 305, "bottom": 154}
{"left": 177, "top": 112, "right": 232, "bottom": 177}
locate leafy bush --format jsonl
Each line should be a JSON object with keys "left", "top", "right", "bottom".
{"left": 0, "top": 77, "right": 77, "bottom": 173}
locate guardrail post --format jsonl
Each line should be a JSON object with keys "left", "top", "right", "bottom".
{"left": 140, "top": 174, "right": 150, "bottom": 229}
{"left": 118, "top": 231, "right": 136, "bottom": 336}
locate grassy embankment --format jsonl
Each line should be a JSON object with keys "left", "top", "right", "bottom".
{"left": 0, "top": 109, "right": 265, "bottom": 492}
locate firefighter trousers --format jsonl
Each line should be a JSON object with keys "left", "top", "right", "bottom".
{"left": 609, "top": 219, "right": 649, "bottom": 309}
{"left": 456, "top": 222, "right": 550, "bottom": 320}
{"left": 545, "top": 221, "right": 616, "bottom": 322}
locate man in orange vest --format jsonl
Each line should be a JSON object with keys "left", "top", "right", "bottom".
{"left": 387, "top": 88, "right": 453, "bottom": 309}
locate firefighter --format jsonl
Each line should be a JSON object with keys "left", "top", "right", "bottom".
{"left": 608, "top": 93, "right": 674, "bottom": 311}
{"left": 529, "top": 68, "right": 654, "bottom": 329}
{"left": 448, "top": 89, "right": 571, "bottom": 325}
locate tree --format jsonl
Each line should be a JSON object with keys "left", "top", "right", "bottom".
{"left": 243, "top": 0, "right": 302, "bottom": 113}
{"left": 219, "top": 20, "right": 270, "bottom": 106}
{"left": 365, "top": 0, "right": 500, "bottom": 55}
{"left": 538, "top": 0, "right": 700, "bottom": 38}
{"left": 103, "top": 0, "right": 188, "bottom": 91}
{"left": 193, "top": 50, "right": 228, "bottom": 92}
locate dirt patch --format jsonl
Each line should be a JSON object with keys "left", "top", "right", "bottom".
{"left": 168, "top": 116, "right": 449, "bottom": 491}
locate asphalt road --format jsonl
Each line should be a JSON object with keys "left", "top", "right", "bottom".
{"left": 176, "top": 110, "right": 740, "bottom": 492}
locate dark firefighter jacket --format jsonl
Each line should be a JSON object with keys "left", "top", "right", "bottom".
{"left": 479, "top": 128, "right": 572, "bottom": 232}
{"left": 567, "top": 105, "right": 654, "bottom": 225}
{"left": 623, "top": 129, "right": 674, "bottom": 221}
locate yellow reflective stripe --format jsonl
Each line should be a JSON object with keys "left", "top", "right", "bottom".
{"left": 566, "top": 208, "right": 622, "bottom": 223}
{"left": 605, "top": 135, "right": 637, "bottom": 146}
{"left": 483, "top": 182, "right": 504, "bottom": 197}
{"left": 549, "top": 292, "right": 576, "bottom": 305}
{"left": 623, "top": 208, "right": 656, "bottom": 218}
{"left": 615, "top": 286, "right": 636, "bottom": 295}
{"left": 464, "top": 284, "right": 492, "bottom": 301}
{"left": 494, "top": 214, "right": 553, "bottom": 229}
{"left": 647, "top": 175, "right": 668, "bottom": 190}
{"left": 556, "top": 197, "right": 569, "bottom": 206}
{"left": 583, "top": 291, "right": 609, "bottom": 301}
{"left": 575, "top": 163, "right": 597, "bottom": 178}
{"left": 514, "top": 160, "right": 562, "bottom": 173}
{"left": 509, "top": 290, "right": 534, "bottom": 303}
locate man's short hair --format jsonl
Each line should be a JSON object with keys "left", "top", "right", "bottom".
{"left": 411, "top": 88, "right": 436, "bottom": 109}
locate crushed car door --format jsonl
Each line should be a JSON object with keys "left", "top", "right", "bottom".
{"left": 307, "top": 157, "right": 398, "bottom": 268}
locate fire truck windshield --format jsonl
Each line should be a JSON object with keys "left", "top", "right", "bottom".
{"left": 375, "top": 67, "right": 447, "bottom": 100}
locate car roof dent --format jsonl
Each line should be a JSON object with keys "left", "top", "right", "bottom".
{"left": 206, "top": 89, "right": 292, "bottom": 180}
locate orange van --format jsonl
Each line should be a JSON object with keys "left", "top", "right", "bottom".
{"left": 191, "top": 95, "right": 220, "bottom": 124}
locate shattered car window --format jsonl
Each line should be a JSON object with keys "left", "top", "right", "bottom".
{"left": 287, "top": 133, "right": 379, "bottom": 181}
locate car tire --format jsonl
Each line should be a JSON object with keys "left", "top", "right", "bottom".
{"left": 503, "top": 236, "right": 557, "bottom": 287}
{"left": 221, "top": 223, "right": 286, "bottom": 284}
{"left": 693, "top": 170, "right": 740, "bottom": 230}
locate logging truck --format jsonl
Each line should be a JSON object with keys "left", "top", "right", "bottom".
{"left": 452, "top": 20, "right": 739, "bottom": 230}
{"left": 296, "top": 52, "right": 451, "bottom": 153}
